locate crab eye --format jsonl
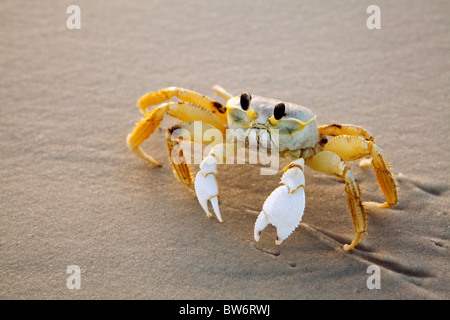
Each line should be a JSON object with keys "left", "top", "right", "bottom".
{"left": 240, "top": 92, "right": 252, "bottom": 111}
{"left": 274, "top": 103, "right": 286, "bottom": 120}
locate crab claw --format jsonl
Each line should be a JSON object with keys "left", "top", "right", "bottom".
{"left": 254, "top": 158, "right": 306, "bottom": 245}
{"left": 194, "top": 155, "right": 223, "bottom": 222}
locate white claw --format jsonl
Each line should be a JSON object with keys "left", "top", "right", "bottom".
{"left": 194, "top": 155, "right": 222, "bottom": 222}
{"left": 254, "top": 211, "right": 269, "bottom": 242}
{"left": 254, "top": 158, "right": 306, "bottom": 245}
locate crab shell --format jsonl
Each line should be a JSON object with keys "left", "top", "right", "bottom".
{"left": 225, "top": 95, "right": 321, "bottom": 154}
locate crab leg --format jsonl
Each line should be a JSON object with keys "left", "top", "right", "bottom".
{"left": 323, "top": 135, "right": 398, "bottom": 208}
{"left": 318, "top": 124, "right": 374, "bottom": 142}
{"left": 370, "top": 144, "right": 398, "bottom": 208}
{"left": 194, "top": 143, "right": 235, "bottom": 222}
{"left": 212, "top": 85, "right": 233, "bottom": 100}
{"left": 254, "top": 159, "right": 306, "bottom": 245}
{"left": 137, "top": 87, "right": 228, "bottom": 124}
{"left": 308, "top": 151, "right": 366, "bottom": 251}
{"left": 166, "top": 121, "right": 223, "bottom": 185}
{"left": 127, "top": 101, "right": 225, "bottom": 167}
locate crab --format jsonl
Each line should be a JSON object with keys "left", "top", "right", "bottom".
{"left": 127, "top": 85, "right": 398, "bottom": 251}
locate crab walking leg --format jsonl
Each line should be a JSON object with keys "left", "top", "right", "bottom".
{"left": 166, "top": 122, "right": 224, "bottom": 185}
{"left": 308, "top": 151, "right": 366, "bottom": 251}
{"left": 319, "top": 124, "right": 375, "bottom": 168}
{"left": 318, "top": 124, "right": 374, "bottom": 142}
{"left": 370, "top": 144, "right": 398, "bottom": 208}
{"left": 137, "top": 87, "right": 228, "bottom": 124}
{"left": 194, "top": 143, "right": 235, "bottom": 222}
{"left": 126, "top": 103, "right": 167, "bottom": 166}
{"left": 323, "top": 135, "right": 398, "bottom": 208}
{"left": 212, "top": 85, "right": 233, "bottom": 100}
{"left": 127, "top": 102, "right": 225, "bottom": 166}
{"left": 254, "top": 159, "right": 306, "bottom": 245}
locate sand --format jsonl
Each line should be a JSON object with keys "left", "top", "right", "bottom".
{"left": 1, "top": 0, "right": 449, "bottom": 300}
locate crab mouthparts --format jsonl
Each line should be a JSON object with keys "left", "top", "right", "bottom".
{"left": 246, "top": 127, "right": 274, "bottom": 150}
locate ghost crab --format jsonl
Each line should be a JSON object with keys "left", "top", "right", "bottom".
{"left": 127, "top": 85, "right": 398, "bottom": 251}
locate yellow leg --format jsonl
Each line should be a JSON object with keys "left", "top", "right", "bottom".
{"left": 323, "top": 135, "right": 398, "bottom": 208}
{"left": 137, "top": 87, "right": 228, "bottom": 124}
{"left": 370, "top": 143, "right": 398, "bottom": 208}
{"left": 318, "top": 124, "right": 374, "bottom": 142}
{"left": 127, "top": 102, "right": 225, "bottom": 167}
{"left": 307, "top": 151, "right": 366, "bottom": 251}
{"left": 166, "top": 122, "right": 224, "bottom": 185}
{"left": 212, "top": 85, "right": 233, "bottom": 100}
{"left": 127, "top": 104, "right": 167, "bottom": 166}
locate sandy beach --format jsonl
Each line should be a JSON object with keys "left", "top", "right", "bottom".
{"left": 1, "top": 0, "right": 449, "bottom": 300}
